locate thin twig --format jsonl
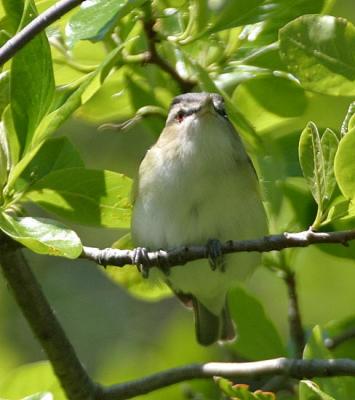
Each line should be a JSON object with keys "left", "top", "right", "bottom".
{"left": 325, "top": 327, "right": 355, "bottom": 350}
{"left": 81, "top": 228, "right": 355, "bottom": 269}
{"left": 284, "top": 271, "right": 305, "bottom": 358}
{"left": 101, "top": 358, "right": 355, "bottom": 400}
{"left": 142, "top": 3, "right": 195, "bottom": 93}
{"left": 0, "top": 0, "right": 85, "bottom": 65}
{"left": 0, "top": 240, "right": 99, "bottom": 400}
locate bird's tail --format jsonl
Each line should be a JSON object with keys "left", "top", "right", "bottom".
{"left": 192, "top": 298, "right": 235, "bottom": 346}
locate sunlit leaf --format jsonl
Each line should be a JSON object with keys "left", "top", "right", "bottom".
{"left": 0, "top": 361, "right": 65, "bottom": 400}
{"left": 280, "top": 15, "right": 355, "bottom": 96}
{"left": 14, "top": 137, "right": 84, "bottom": 193}
{"left": 0, "top": 213, "right": 82, "bottom": 258}
{"left": 10, "top": 0, "right": 55, "bottom": 155}
{"left": 32, "top": 45, "right": 124, "bottom": 146}
{"left": 299, "top": 122, "right": 325, "bottom": 207}
{"left": 66, "top": 0, "right": 148, "bottom": 47}
{"left": 207, "top": 0, "right": 264, "bottom": 34}
{"left": 26, "top": 168, "right": 132, "bottom": 228}
{"left": 334, "top": 125, "right": 355, "bottom": 202}
{"left": 320, "top": 128, "right": 338, "bottom": 202}
{"left": 299, "top": 380, "right": 335, "bottom": 400}
{"left": 298, "top": 122, "right": 338, "bottom": 226}
{"left": 22, "top": 393, "right": 53, "bottom": 400}
{"left": 0, "top": 70, "right": 9, "bottom": 116}
{"left": 0, "top": 105, "right": 20, "bottom": 169}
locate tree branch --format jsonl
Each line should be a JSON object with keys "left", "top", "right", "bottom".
{"left": 0, "top": 239, "right": 100, "bottom": 400}
{"left": 0, "top": 0, "right": 85, "bottom": 65}
{"left": 142, "top": 3, "right": 195, "bottom": 93}
{"left": 81, "top": 228, "right": 355, "bottom": 269}
{"left": 284, "top": 271, "right": 305, "bottom": 358}
{"left": 101, "top": 358, "right": 355, "bottom": 400}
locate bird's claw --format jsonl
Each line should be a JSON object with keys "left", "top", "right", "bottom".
{"left": 156, "top": 250, "right": 171, "bottom": 276}
{"left": 207, "top": 239, "right": 225, "bottom": 272}
{"left": 133, "top": 247, "right": 150, "bottom": 278}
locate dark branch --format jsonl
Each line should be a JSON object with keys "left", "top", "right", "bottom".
{"left": 142, "top": 3, "right": 195, "bottom": 93}
{"left": 101, "top": 358, "right": 355, "bottom": 400}
{"left": 0, "top": 240, "right": 99, "bottom": 400}
{"left": 81, "top": 228, "right": 355, "bottom": 269}
{"left": 0, "top": 0, "right": 85, "bottom": 65}
{"left": 284, "top": 271, "right": 305, "bottom": 358}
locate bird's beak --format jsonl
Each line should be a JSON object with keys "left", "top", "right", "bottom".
{"left": 199, "top": 95, "right": 215, "bottom": 115}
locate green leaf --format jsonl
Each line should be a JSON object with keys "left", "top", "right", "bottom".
{"left": 13, "top": 137, "right": 83, "bottom": 195}
{"left": 299, "top": 122, "right": 325, "bottom": 212}
{"left": 320, "top": 128, "right": 339, "bottom": 203}
{"left": 66, "top": 0, "right": 148, "bottom": 47}
{"left": 4, "top": 46, "right": 124, "bottom": 195}
{"left": 10, "top": 0, "right": 55, "bottom": 155}
{"left": 303, "top": 326, "right": 349, "bottom": 399}
{"left": 22, "top": 393, "right": 53, "bottom": 400}
{"left": 241, "top": 0, "right": 326, "bottom": 46}
{"left": 299, "top": 380, "right": 335, "bottom": 400}
{"left": 324, "top": 197, "right": 350, "bottom": 224}
{"left": 26, "top": 168, "right": 132, "bottom": 228}
{"left": 228, "top": 286, "right": 286, "bottom": 360}
{"left": 349, "top": 114, "right": 355, "bottom": 131}
{"left": 1, "top": 105, "right": 20, "bottom": 168}
{"left": 334, "top": 125, "right": 355, "bottom": 201}
{"left": 31, "top": 45, "right": 123, "bottom": 146}
{"left": 2, "top": 0, "right": 24, "bottom": 33}
{"left": 341, "top": 101, "right": 355, "bottom": 135}
{"left": 279, "top": 15, "right": 355, "bottom": 96}
{"left": 104, "top": 233, "right": 172, "bottom": 301}
{"left": 0, "top": 213, "right": 82, "bottom": 258}
{"left": 207, "top": 0, "right": 264, "bottom": 34}
{"left": 0, "top": 70, "right": 10, "bottom": 116}
{"left": 298, "top": 122, "right": 338, "bottom": 226}
{"left": 215, "top": 377, "right": 275, "bottom": 399}
{"left": 0, "top": 361, "right": 65, "bottom": 400}
{"left": 0, "top": 110, "right": 11, "bottom": 188}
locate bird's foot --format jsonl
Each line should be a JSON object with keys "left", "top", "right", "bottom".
{"left": 132, "top": 247, "right": 151, "bottom": 279}
{"left": 156, "top": 250, "right": 171, "bottom": 276}
{"left": 206, "top": 239, "right": 225, "bottom": 272}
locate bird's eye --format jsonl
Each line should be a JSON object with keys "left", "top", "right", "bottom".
{"left": 175, "top": 110, "right": 185, "bottom": 123}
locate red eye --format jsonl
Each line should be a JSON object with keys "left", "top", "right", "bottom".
{"left": 175, "top": 111, "right": 184, "bottom": 123}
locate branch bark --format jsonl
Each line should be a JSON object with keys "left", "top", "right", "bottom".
{"left": 101, "top": 358, "right": 355, "bottom": 400}
{"left": 284, "top": 271, "right": 305, "bottom": 358}
{"left": 0, "top": 0, "right": 85, "bottom": 65}
{"left": 81, "top": 228, "right": 355, "bottom": 269}
{"left": 0, "top": 239, "right": 99, "bottom": 400}
{"left": 142, "top": 2, "right": 195, "bottom": 93}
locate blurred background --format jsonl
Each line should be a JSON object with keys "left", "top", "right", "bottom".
{"left": 0, "top": 0, "right": 355, "bottom": 398}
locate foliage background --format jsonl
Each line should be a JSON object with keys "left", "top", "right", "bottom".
{"left": 0, "top": 0, "right": 355, "bottom": 399}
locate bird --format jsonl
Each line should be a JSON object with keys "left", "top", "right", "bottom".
{"left": 131, "top": 92, "right": 268, "bottom": 346}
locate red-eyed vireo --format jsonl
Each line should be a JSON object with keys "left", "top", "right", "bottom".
{"left": 131, "top": 92, "right": 268, "bottom": 346}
